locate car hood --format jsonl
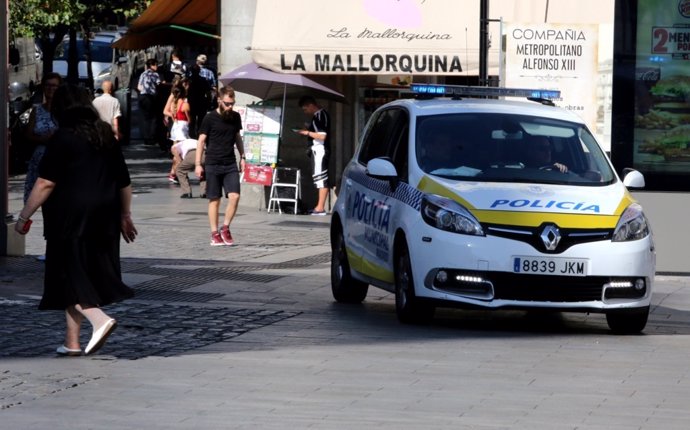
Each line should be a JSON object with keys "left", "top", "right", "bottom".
{"left": 53, "top": 60, "right": 110, "bottom": 79}
{"left": 417, "top": 175, "right": 634, "bottom": 229}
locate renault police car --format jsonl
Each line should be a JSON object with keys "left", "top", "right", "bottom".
{"left": 330, "top": 84, "right": 655, "bottom": 333}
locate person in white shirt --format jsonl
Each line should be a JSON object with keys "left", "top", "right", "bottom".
{"left": 173, "top": 138, "right": 206, "bottom": 199}
{"left": 93, "top": 80, "right": 122, "bottom": 140}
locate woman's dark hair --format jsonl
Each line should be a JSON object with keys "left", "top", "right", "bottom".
{"left": 51, "top": 84, "right": 114, "bottom": 150}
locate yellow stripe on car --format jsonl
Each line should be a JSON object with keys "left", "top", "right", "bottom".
{"left": 417, "top": 175, "right": 636, "bottom": 229}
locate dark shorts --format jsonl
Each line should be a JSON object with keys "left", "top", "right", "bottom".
{"left": 205, "top": 163, "right": 240, "bottom": 199}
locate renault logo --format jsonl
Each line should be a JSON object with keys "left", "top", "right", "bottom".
{"left": 540, "top": 225, "right": 561, "bottom": 251}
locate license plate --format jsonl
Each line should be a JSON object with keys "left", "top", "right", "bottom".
{"left": 512, "top": 256, "right": 588, "bottom": 276}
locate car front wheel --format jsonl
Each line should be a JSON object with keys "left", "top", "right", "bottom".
{"left": 395, "top": 242, "right": 435, "bottom": 324}
{"left": 606, "top": 306, "right": 649, "bottom": 334}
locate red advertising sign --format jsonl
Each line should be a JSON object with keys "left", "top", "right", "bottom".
{"left": 242, "top": 164, "right": 274, "bottom": 186}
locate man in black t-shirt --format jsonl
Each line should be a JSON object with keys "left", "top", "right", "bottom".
{"left": 195, "top": 86, "right": 246, "bottom": 246}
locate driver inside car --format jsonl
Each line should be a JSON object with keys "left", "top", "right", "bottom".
{"left": 524, "top": 135, "right": 568, "bottom": 173}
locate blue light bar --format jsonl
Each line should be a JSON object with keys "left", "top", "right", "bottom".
{"left": 410, "top": 84, "right": 561, "bottom": 100}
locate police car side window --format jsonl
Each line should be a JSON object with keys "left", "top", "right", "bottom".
{"left": 358, "top": 108, "right": 402, "bottom": 165}
{"left": 390, "top": 120, "right": 409, "bottom": 182}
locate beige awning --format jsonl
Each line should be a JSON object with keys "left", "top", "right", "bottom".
{"left": 113, "top": 0, "right": 218, "bottom": 50}
{"left": 251, "top": 0, "right": 499, "bottom": 75}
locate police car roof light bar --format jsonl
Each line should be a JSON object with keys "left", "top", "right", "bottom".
{"left": 410, "top": 84, "right": 561, "bottom": 101}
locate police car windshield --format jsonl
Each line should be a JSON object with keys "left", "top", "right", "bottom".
{"left": 415, "top": 113, "right": 615, "bottom": 186}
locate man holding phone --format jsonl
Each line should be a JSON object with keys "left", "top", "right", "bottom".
{"left": 298, "top": 96, "right": 331, "bottom": 216}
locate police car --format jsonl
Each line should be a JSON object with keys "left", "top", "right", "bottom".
{"left": 330, "top": 84, "right": 655, "bottom": 333}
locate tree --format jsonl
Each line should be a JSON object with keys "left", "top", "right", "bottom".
{"left": 9, "top": 0, "right": 151, "bottom": 80}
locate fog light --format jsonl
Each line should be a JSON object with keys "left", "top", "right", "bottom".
{"left": 456, "top": 275, "right": 483, "bottom": 283}
{"left": 604, "top": 278, "right": 646, "bottom": 300}
{"left": 607, "top": 281, "right": 632, "bottom": 288}
{"left": 436, "top": 270, "right": 448, "bottom": 283}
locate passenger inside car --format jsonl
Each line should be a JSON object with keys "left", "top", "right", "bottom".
{"left": 421, "top": 132, "right": 458, "bottom": 172}
{"left": 524, "top": 135, "right": 569, "bottom": 173}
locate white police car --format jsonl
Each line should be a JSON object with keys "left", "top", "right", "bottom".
{"left": 330, "top": 84, "right": 655, "bottom": 333}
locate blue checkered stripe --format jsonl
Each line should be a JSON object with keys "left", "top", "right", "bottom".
{"left": 348, "top": 168, "right": 424, "bottom": 211}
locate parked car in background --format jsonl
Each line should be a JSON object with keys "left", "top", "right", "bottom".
{"left": 8, "top": 36, "right": 42, "bottom": 91}
{"left": 52, "top": 34, "right": 130, "bottom": 91}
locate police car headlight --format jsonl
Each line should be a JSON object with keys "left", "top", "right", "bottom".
{"left": 613, "top": 203, "right": 650, "bottom": 242}
{"left": 421, "top": 194, "right": 484, "bottom": 236}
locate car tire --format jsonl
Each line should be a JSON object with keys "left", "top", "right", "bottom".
{"left": 394, "top": 242, "right": 435, "bottom": 324}
{"left": 331, "top": 226, "right": 368, "bottom": 303}
{"left": 605, "top": 306, "right": 649, "bottom": 334}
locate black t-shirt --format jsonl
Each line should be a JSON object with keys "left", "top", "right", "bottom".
{"left": 308, "top": 108, "right": 331, "bottom": 150}
{"left": 199, "top": 110, "right": 243, "bottom": 165}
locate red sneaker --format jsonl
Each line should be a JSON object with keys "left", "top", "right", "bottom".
{"left": 219, "top": 225, "right": 235, "bottom": 246}
{"left": 210, "top": 231, "right": 225, "bottom": 246}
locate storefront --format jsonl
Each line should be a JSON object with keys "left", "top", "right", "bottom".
{"left": 243, "top": 1, "right": 615, "bottom": 202}
{"left": 249, "top": 0, "right": 501, "bottom": 132}
{"left": 612, "top": 0, "right": 690, "bottom": 191}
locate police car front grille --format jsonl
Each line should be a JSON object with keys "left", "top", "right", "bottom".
{"left": 484, "top": 224, "right": 612, "bottom": 254}
{"left": 489, "top": 273, "right": 607, "bottom": 302}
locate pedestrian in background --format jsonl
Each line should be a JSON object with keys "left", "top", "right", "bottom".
{"left": 174, "top": 138, "right": 206, "bottom": 199}
{"left": 15, "top": 84, "right": 137, "bottom": 356}
{"left": 196, "top": 54, "right": 217, "bottom": 109}
{"left": 137, "top": 58, "right": 161, "bottom": 146}
{"left": 168, "top": 49, "right": 189, "bottom": 80}
{"left": 298, "top": 96, "right": 331, "bottom": 215}
{"left": 163, "top": 77, "right": 191, "bottom": 183}
{"left": 24, "top": 72, "right": 62, "bottom": 204}
{"left": 92, "top": 79, "right": 122, "bottom": 141}
{"left": 188, "top": 64, "right": 212, "bottom": 137}
{"left": 195, "top": 86, "right": 245, "bottom": 246}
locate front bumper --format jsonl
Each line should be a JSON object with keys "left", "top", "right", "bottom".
{"left": 407, "top": 226, "right": 655, "bottom": 312}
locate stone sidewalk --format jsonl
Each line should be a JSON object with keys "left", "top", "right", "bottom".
{"left": 2, "top": 143, "right": 690, "bottom": 429}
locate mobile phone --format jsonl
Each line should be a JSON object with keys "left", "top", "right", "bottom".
{"left": 20, "top": 219, "right": 32, "bottom": 234}
{"left": 291, "top": 128, "right": 302, "bottom": 132}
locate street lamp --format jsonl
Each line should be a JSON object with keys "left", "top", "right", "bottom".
{"left": 2, "top": 0, "right": 10, "bottom": 255}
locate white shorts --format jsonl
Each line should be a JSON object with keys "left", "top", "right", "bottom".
{"left": 311, "top": 144, "right": 329, "bottom": 188}
{"left": 170, "top": 120, "right": 190, "bottom": 142}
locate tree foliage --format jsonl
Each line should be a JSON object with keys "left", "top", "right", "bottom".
{"left": 9, "top": 0, "right": 84, "bottom": 39}
{"left": 9, "top": 0, "right": 151, "bottom": 38}
{"left": 9, "top": 0, "right": 152, "bottom": 79}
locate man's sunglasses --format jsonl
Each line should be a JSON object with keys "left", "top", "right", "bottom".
{"left": 221, "top": 101, "right": 235, "bottom": 107}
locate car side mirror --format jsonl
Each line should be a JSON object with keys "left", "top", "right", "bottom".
{"left": 622, "top": 168, "right": 645, "bottom": 189}
{"left": 366, "top": 157, "right": 399, "bottom": 190}
{"left": 118, "top": 55, "right": 128, "bottom": 64}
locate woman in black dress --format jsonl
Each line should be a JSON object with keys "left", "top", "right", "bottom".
{"left": 15, "top": 84, "right": 138, "bottom": 356}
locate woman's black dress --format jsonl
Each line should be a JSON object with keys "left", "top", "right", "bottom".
{"left": 37, "top": 128, "right": 134, "bottom": 310}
